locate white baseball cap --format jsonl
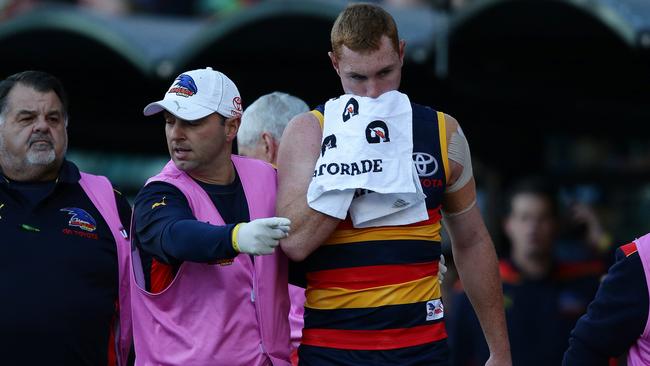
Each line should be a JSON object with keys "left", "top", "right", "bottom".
{"left": 143, "top": 67, "right": 243, "bottom": 121}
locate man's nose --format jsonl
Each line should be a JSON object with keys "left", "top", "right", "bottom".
{"left": 366, "top": 80, "right": 384, "bottom": 99}
{"left": 32, "top": 115, "right": 50, "bottom": 133}
{"left": 168, "top": 120, "right": 185, "bottom": 139}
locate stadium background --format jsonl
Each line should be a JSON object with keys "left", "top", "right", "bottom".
{"left": 1, "top": 0, "right": 649, "bottom": 266}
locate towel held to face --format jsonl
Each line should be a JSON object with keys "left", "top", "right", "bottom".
{"left": 307, "top": 90, "right": 427, "bottom": 228}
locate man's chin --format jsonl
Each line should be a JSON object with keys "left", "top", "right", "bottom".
{"left": 172, "top": 159, "right": 196, "bottom": 172}
{"left": 26, "top": 151, "right": 56, "bottom": 166}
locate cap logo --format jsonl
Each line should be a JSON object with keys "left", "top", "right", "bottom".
{"left": 231, "top": 96, "right": 243, "bottom": 117}
{"left": 168, "top": 74, "right": 198, "bottom": 97}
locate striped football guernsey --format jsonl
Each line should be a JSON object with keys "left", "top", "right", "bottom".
{"left": 299, "top": 102, "right": 450, "bottom": 364}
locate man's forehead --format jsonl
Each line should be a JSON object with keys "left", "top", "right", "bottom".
{"left": 340, "top": 55, "right": 397, "bottom": 75}
{"left": 338, "top": 44, "right": 399, "bottom": 70}
{"left": 6, "top": 84, "right": 63, "bottom": 112}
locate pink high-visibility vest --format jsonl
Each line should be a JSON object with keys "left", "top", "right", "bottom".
{"left": 628, "top": 233, "right": 650, "bottom": 366}
{"left": 130, "top": 155, "right": 291, "bottom": 366}
{"left": 78, "top": 172, "right": 132, "bottom": 366}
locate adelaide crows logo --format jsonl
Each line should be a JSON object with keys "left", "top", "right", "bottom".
{"left": 168, "top": 74, "right": 198, "bottom": 97}
{"left": 60, "top": 208, "right": 97, "bottom": 232}
{"left": 365, "top": 120, "right": 390, "bottom": 143}
{"left": 342, "top": 98, "right": 359, "bottom": 122}
{"left": 321, "top": 134, "right": 337, "bottom": 156}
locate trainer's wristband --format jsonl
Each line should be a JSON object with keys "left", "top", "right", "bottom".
{"left": 231, "top": 223, "right": 243, "bottom": 252}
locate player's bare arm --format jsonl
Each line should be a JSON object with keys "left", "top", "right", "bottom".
{"left": 442, "top": 114, "right": 512, "bottom": 366}
{"left": 276, "top": 112, "right": 341, "bottom": 261}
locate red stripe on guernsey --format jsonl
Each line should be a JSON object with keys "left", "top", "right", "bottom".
{"left": 150, "top": 259, "right": 175, "bottom": 293}
{"left": 307, "top": 261, "right": 439, "bottom": 290}
{"left": 621, "top": 242, "right": 638, "bottom": 257}
{"left": 302, "top": 323, "right": 447, "bottom": 350}
{"left": 336, "top": 207, "right": 442, "bottom": 230}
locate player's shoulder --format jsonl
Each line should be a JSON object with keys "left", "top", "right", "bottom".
{"left": 285, "top": 110, "right": 322, "bottom": 136}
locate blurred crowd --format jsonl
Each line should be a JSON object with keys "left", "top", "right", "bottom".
{"left": 444, "top": 177, "right": 614, "bottom": 365}
{"left": 0, "top": 0, "right": 476, "bottom": 20}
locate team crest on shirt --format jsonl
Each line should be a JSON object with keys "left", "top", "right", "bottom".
{"left": 60, "top": 207, "right": 97, "bottom": 232}
{"left": 426, "top": 299, "right": 444, "bottom": 321}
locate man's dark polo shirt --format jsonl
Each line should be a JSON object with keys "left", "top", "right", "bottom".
{"left": 0, "top": 160, "right": 131, "bottom": 365}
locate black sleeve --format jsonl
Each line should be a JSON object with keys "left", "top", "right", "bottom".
{"left": 133, "top": 182, "right": 238, "bottom": 265}
{"left": 563, "top": 248, "right": 648, "bottom": 365}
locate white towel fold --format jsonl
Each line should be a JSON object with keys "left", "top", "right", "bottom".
{"left": 349, "top": 166, "right": 428, "bottom": 228}
{"left": 307, "top": 90, "right": 427, "bottom": 227}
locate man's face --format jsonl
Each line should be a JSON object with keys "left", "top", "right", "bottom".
{"left": 329, "top": 35, "right": 405, "bottom": 98}
{"left": 164, "top": 111, "right": 236, "bottom": 174}
{"left": 504, "top": 193, "right": 557, "bottom": 260}
{"left": 0, "top": 83, "right": 67, "bottom": 178}
{"left": 239, "top": 133, "right": 279, "bottom": 166}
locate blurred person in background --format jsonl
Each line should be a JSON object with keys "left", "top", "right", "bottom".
{"left": 0, "top": 70, "right": 132, "bottom": 365}
{"left": 238, "top": 91, "right": 308, "bottom": 166}
{"left": 239, "top": 91, "right": 309, "bottom": 365}
{"left": 448, "top": 177, "right": 604, "bottom": 366}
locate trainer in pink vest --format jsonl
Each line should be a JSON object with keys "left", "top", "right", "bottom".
{"left": 78, "top": 172, "right": 132, "bottom": 366}
{"left": 130, "top": 155, "right": 291, "bottom": 366}
{"left": 628, "top": 233, "right": 650, "bottom": 365}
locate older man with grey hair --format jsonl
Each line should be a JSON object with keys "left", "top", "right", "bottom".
{"left": 238, "top": 91, "right": 308, "bottom": 165}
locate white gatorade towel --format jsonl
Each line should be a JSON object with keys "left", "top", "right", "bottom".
{"left": 307, "top": 90, "right": 427, "bottom": 227}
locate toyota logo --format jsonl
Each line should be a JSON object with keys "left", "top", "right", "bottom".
{"left": 412, "top": 152, "right": 438, "bottom": 177}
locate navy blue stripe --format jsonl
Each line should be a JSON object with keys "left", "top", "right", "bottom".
{"left": 304, "top": 300, "right": 444, "bottom": 330}
{"left": 412, "top": 103, "right": 446, "bottom": 208}
{"left": 298, "top": 340, "right": 449, "bottom": 366}
{"left": 304, "top": 240, "right": 441, "bottom": 272}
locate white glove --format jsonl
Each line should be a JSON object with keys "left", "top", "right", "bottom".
{"left": 438, "top": 254, "right": 447, "bottom": 284}
{"left": 233, "top": 217, "right": 291, "bottom": 256}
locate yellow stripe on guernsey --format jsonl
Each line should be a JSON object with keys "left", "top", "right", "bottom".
{"left": 325, "top": 221, "right": 442, "bottom": 245}
{"left": 311, "top": 110, "right": 325, "bottom": 129}
{"left": 305, "top": 275, "right": 441, "bottom": 310}
{"left": 437, "top": 111, "right": 450, "bottom": 182}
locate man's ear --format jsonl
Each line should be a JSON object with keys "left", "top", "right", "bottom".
{"left": 328, "top": 51, "right": 341, "bottom": 76}
{"left": 260, "top": 132, "right": 279, "bottom": 165}
{"left": 225, "top": 117, "right": 241, "bottom": 143}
